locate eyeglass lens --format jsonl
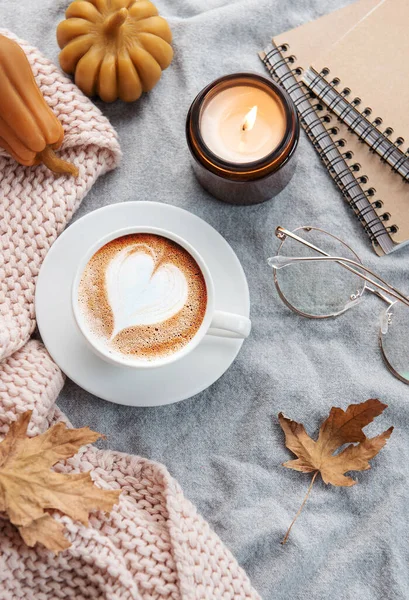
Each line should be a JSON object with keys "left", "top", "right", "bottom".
{"left": 274, "top": 227, "right": 365, "bottom": 318}
{"left": 380, "top": 302, "right": 409, "bottom": 383}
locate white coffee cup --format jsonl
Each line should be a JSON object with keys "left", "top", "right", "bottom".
{"left": 72, "top": 226, "right": 251, "bottom": 369}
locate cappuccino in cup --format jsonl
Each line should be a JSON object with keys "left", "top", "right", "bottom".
{"left": 77, "top": 233, "right": 207, "bottom": 363}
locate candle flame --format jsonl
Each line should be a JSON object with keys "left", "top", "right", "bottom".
{"left": 241, "top": 105, "right": 258, "bottom": 132}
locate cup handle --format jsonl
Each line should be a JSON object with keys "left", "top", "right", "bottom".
{"left": 207, "top": 310, "right": 251, "bottom": 339}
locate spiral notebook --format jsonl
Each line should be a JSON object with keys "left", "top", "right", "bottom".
{"left": 260, "top": 0, "right": 409, "bottom": 255}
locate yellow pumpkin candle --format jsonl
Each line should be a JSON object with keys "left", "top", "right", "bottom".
{"left": 0, "top": 35, "right": 78, "bottom": 176}
{"left": 57, "top": 0, "right": 173, "bottom": 103}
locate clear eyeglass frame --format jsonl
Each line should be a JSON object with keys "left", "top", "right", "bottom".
{"left": 268, "top": 226, "right": 409, "bottom": 385}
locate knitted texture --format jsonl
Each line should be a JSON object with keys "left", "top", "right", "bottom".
{"left": 0, "top": 30, "right": 121, "bottom": 363}
{"left": 0, "top": 341, "right": 260, "bottom": 600}
{"left": 0, "top": 32, "right": 260, "bottom": 600}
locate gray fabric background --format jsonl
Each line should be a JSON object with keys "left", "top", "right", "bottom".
{"left": 2, "top": 0, "right": 409, "bottom": 598}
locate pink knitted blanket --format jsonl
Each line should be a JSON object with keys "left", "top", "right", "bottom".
{"left": 0, "top": 33, "right": 260, "bottom": 599}
{"left": 0, "top": 29, "right": 121, "bottom": 362}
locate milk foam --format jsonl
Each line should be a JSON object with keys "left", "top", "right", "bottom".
{"left": 77, "top": 233, "right": 207, "bottom": 361}
{"left": 106, "top": 244, "right": 189, "bottom": 338}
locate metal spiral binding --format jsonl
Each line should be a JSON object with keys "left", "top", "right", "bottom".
{"left": 260, "top": 42, "right": 394, "bottom": 252}
{"left": 302, "top": 66, "right": 409, "bottom": 194}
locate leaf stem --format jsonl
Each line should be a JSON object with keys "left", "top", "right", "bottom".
{"left": 281, "top": 471, "right": 318, "bottom": 545}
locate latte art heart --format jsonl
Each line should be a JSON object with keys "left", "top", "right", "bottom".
{"left": 106, "top": 246, "right": 188, "bottom": 338}
{"left": 77, "top": 233, "right": 207, "bottom": 362}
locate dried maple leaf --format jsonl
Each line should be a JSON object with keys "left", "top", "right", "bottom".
{"left": 19, "top": 514, "right": 71, "bottom": 553}
{"left": 278, "top": 399, "right": 393, "bottom": 544}
{"left": 0, "top": 411, "right": 121, "bottom": 553}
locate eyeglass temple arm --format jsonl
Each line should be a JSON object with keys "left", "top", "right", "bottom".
{"left": 273, "top": 227, "right": 409, "bottom": 308}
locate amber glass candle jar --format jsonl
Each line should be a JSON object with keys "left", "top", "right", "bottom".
{"left": 186, "top": 73, "right": 300, "bottom": 205}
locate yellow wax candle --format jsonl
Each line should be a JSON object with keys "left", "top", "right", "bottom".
{"left": 57, "top": 0, "right": 173, "bottom": 103}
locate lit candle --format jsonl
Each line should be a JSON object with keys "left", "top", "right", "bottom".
{"left": 201, "top": 88, "right": 286, "bottom": 163}
{"left": 186, "top": 73, "right": 299, "bottom": 205}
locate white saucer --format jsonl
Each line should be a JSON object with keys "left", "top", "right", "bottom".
{"left": 35, "top": 202, "right": 250, "bottom": 407}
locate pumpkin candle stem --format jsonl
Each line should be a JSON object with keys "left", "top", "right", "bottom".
{"left": 104, "top": 8, "right": 128, "bottom": 35}
{"left": 37, "top": 146, "right": 79, "bottom": 177}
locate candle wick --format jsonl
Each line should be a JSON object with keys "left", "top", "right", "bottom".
{"left": 241, "top": 105, "right": 258, "bottom": 133}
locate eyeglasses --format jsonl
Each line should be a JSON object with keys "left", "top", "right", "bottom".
{"left": 268, "top": 226, "right": 409, "bottom": 384}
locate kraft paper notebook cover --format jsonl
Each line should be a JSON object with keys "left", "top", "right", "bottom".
{"left": 260, "top": 0, "right": 409, "bottom": 255}
{"left": 302, "top": 0, "right": 409, "bottom": 251}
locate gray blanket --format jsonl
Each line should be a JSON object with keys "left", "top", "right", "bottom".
{"left": 3, "top": 0, "right": 409, "bottom": 598}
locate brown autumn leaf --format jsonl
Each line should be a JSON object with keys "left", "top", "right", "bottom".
{"left": 0, "top": 411, "right": 121, "bottom": 553}
{"left": 19, "top": 514, "right": 71, "bottom": 553}
{"left": 278, "top": 399, "right": 393, "bottom": 544}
